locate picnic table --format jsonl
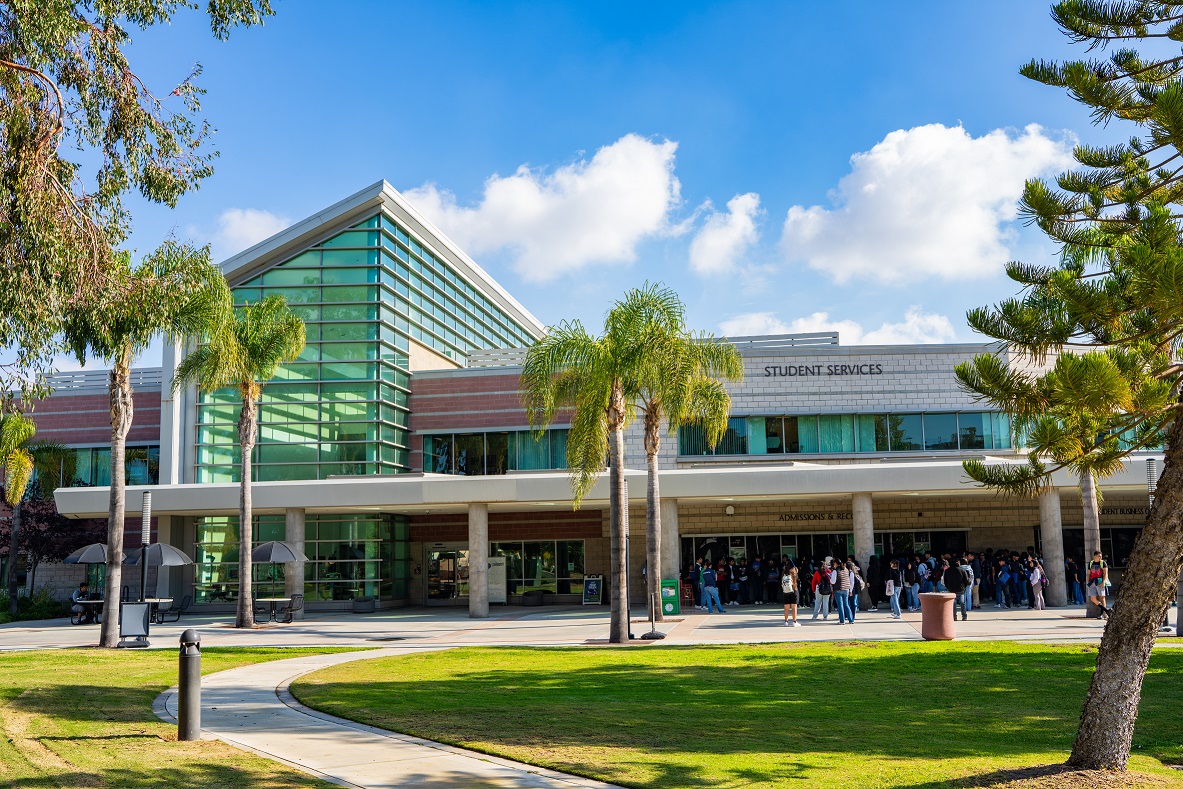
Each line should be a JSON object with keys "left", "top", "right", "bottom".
{"left": 256, "top": 597, "right": 291, "bottom": 622}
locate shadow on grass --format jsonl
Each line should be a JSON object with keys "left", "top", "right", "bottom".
{"left": 293, "top": 643, "right": 1183, "bottom": 788}
{"left": 2, "top": 762, "right": 336, "bottom": 789}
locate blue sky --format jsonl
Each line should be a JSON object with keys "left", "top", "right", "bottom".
{"left": 111, "top": 0, "right": 1117, "bottom": 365}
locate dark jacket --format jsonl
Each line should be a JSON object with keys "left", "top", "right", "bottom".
{"left": 943, "top": 566, "right": 966, "bottom": 593}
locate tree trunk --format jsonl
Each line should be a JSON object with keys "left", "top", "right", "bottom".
{"left": 7, "top": 503, "right": 21, "bottom": 614}
{"left": 644, "top": 409, "right": 662, "bottom": 622}
{"left": 1081, "top": 470, "right": 1102, "bottom": 562}
{"left": 236, "top": 389, "right": 258, "bottom": 629}
{"left": 27, "top": 555, "right": 36, "bottom": 595}
{"left": 607, "top": 383, "right": 629, "bottom": 644}
{"left": 99, "top": 350, "right": 133, "bottom": 648}
{"left": 1068, "top": 419, "right": 1183, "bottom": 769}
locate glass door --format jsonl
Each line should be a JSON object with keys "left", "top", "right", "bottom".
{"left": 426, "top": 547, "right": 469, "bottom": 601}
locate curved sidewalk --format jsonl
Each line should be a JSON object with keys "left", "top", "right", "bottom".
{"left": 155, "top": 648, "right": 618, "bottom": 789}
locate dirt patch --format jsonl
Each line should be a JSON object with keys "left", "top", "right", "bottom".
{"left": 953, "top": 764, "right": 1177, "bottom": 788}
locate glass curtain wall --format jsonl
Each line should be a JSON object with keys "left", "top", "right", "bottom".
{"left": 67, "top": 445, "right": 160, "bottom": 486}
{"left": 193, "top": 513, "right": 407, "bottom": 603}
{"left": 491, "top": 539, "right": 586, "bottom": 594}
{"left": 195, "top": 212, "right": 537, "bottom": 483}
{"left": 424, "top": 429, "right": 570, "bottom": 475}
{"left": 679, "top": 412, "right": 1014, "bottom": 456}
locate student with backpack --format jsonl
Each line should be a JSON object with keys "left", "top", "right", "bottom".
{"left": 832, "top": 559, "right": 854, "bottom": 625}
{"left": 903, "top": 560, "right": 921, "bottom": 612}
{"left": 995, "top": 558, "right": 1012, "bottom": 608}
{"left": 1086, "top": 551, "right": 1111, "bottom": 617}
{"left": 812, "top": 560, "right": 833, "bottom": 620}
{"left": 701, "top": 562, "right": 726, "bottom": 614}
{"left": 781, "top": 564, "right": 801, "bottom": 626}
{"left": 942, "top": 559, "right": 970, "bottom": 621}
{"left": 885, "top": 559, "right": 903, "bottom": 619}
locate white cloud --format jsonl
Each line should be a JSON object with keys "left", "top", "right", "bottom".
{"left": 689, "top": 193, "right": 762, "bottom": 275}
{"left": 405, "top": 134, "right": 680, "bottom": 282}
{"left": 780, "top": 123, "right": 1073, "bottom": 284}
{"left": 719, "top": 306, "right": 956, "bottom": 345}
{"left": 214, "top": 208, "right": 290, "bottom": 259}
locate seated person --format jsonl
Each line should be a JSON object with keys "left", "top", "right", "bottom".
{"left": 72, "top": 581, "right": 96, "bottom": 624}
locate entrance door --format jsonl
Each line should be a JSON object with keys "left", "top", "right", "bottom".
{"left": 426, "top": 547, "right": 469, "bottom": 602}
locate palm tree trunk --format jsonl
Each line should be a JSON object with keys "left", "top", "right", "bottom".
{"left": 7, "top": 503, "right": 21, "bottom": 615}
{"left": 100, "top": 350, "right": 133, "bottom": 648}
{"left": 1068, "top": 417, "right": 1183, "bottom": 769}
{"left": 608, "top": 384, "right": 629, "bottom": 644}
{"left": 1081, "top": 470, "right": 1102, "bottom": 562}
{"left": 236, "top": 392, "right": 258, "bottom": 628}
{"left": 644, "top": 410, "right": 662, "bottom": 622}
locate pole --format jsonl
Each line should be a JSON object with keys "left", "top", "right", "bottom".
{"left": 139, "top": 491, "right": 152, "bottom": 603}
{"left": 178, "top": 629, "right": 201, "bottom": 740}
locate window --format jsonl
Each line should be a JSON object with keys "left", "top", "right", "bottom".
{"left": 423, "top": 429, "right": 569, "bottom": 474}
{"left": 492, "top": 539, "right": 585, "bottom": 594}
{"left": 923, "top": 413, "right": 958, "bottom": 450}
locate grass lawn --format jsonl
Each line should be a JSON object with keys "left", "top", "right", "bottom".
{"left": 0, "top": 647, "right": 359, "bottom": 788}
{"left": 291, "top": 642, "right": 1183, "bottom": 789}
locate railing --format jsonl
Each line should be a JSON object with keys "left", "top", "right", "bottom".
{"left": 43, "top": 367, "right": 163, "bottom": 391}
{"left": 725, "top": 332, "right": 840, "bottom": 350}
{"left": 467, "top": 347, "right": 528, "bottom": 368}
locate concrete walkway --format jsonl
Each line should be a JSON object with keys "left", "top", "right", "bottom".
{"left": 156, "top": 648, "right": 618, "bottom": 789}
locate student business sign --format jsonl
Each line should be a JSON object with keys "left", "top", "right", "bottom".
{"left": 764, "top": 364, "right": 884, "bottom": 377}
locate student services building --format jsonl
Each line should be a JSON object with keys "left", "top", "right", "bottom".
{"left": 44, "top": 181, "right": 1161, "bottom": 613}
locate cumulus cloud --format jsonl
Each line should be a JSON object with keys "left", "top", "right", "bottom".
{"left": 405, "top": 134, "right": 680, "bottom": 282}
{"left": 214, "top": 208, "right": 290, "bottom": 259}
{"left": 719, "top": 306, "right": 956, "bottom": 345}
{"left": 689, "top": 192, "right": 762, "bottom": 275}
{"left": 780, "top": 123, "right": 1073, "bottom": 284}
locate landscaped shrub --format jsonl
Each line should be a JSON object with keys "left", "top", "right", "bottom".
{"left": 0, "top": 588, "right": 66, "bottom": 623}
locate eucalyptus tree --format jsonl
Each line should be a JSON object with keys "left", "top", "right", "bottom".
{"left": 2, "top": 411, "right": 35, "bottom": 615}
{"left": 959, "top": 1, "right": 1183, "bottom": 768}
{"left": 618, "top": 286, "right": 743, "bottom": 621}
{"left": 174, "top": 296, "right": 306, "bottom": 629}
{"left": 0, "top": 0, "right": 273, "bottom": 404}
{"left": 63, "top": 242, "right": 232, "bottom": 648}
{"left": 522, "top": 287, "right": 684, "bottom": 643}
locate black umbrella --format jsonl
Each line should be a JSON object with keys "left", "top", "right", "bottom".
{"left": 64, "top": 543, "right": 122, "bottom": 564}
{"left": 124, "top": 543, "right": 194, "bottom": 567}
{"left": 251, "top": 541, "right": 309, "bottom": 564}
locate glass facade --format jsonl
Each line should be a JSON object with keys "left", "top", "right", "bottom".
{"left": 491, "top": 539, "right": 586, "bottom": 594}
{"left": 422, "top": 429, "right": 569, "bottom": 475}
{"left": 195, "top": 212, "right": 537, "bottom": 483}
{"left": 57, "top": 445, "right": 160, "bottom": 487}
{"left": 193, "top": 513, "right": 408, "bottom": 603}
{"left": 680, "top": 412, "right": 1014, "bottom": 456}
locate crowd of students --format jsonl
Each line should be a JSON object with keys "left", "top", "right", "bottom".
{"left": 684, "top": 546, "right": 1114, "bottom": 626}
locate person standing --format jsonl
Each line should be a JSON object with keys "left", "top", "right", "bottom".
{"left": 812, "top": 560, "right": 833, "bottom": 620}
{"left": 781, "top": 563, "right": 801, "bottom": 627}
{"left": 995, "top": 557, "right": 1012, "bottom": 608}
{"left": 1028, "top": 558, "right": 1045, "bottom": 610}
{"left": 903, "top": 560, "right": 921, "bottom": 612}
{"left": 867, "top": 556, "right": 883, "bottom": 612}
{"left": 750, "top": 556, "right": 763, "bottom": 605}
{"left": 701, "top": 562, "right": 726, "bottom": 614}
{"left": 957, "top": 555, "right": 975, "bottom": 619}
{"left": 969, "top": 552, "right": 983, "bottom": 610}
{"left": 1086, "top": 550, "right": 1111, "bottom": 617}
{"left": 765, "top": 557, "right": 780, "bottom": 607}
{"left": 885, "top": 559, "right": 903, "bottom": 619}
{"left": 943, "top": 559, "right": 969, "bottom": 621}
{"left": 832, "top": 559, "right": 854, "bottom": 625}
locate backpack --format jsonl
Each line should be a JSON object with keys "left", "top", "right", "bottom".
{"left": 959, "top": 567, "right": 973, "bottom": 590}
{"left": 818, "top": 572, "right": 832, "bottom": 594}
{"left": 852, "top": 572, "right": 864, "bottom": 594}
{"left": 781, "top": 574, "right": 795, "bottom": 594}
{"left": 917, "top": 563, "right": 930, "bottom": 580}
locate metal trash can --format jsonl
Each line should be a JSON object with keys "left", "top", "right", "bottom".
{"left": 660, "top": 579, "right": 680, "bottom": 616}
{"left": 919, "top": 592, "right": 957, "bottom": 640}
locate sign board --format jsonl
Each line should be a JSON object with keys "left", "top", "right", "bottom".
{"left": 582, "top": 574, "right": 604, "bottom": 606}
{"left": 120, "top": 602, "right": 150, "bottom": 638}
{"left": 488, "top": 556, "right": 507, "bottom": 604}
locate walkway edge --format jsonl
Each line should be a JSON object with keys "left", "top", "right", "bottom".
{"left": 153, "top": 647, "right": 621, "bottom": 789}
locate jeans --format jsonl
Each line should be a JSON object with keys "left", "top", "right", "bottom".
{"left": 908, "top": 585, "right": 920, "bottom": 610}
{"left": 889, "top": 588, "right": 902, "bottom": 617}
{"left": 962, "top": 588, "right": 974, "bottom": 617}
{"left": 703, "top": 586, "right": 725, "bottom": 613}
{"left": 834, "top": 590, "right": 853, "bottom": 624}
{"left": 812, "top": 591, "right": 830, "bottom": 619}
{"left": 1071, "top": 581, "right": 1085, "bottom": 605}
{"left": 921, "top": 579, "right": 933, "bottom": 593}
{"left": 699, "top": 584, "right": 708, "bottom": 608}
{"left": 954, "top": 591, "right": 968, "bottom": 619}
{"left": 997, "top": 583, "right": 1010, "bottom": 607}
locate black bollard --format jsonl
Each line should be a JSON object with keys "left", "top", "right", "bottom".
{"left": 178, "top": 629, "right": 201, "bottom": 741}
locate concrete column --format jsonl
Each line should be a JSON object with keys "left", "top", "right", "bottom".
{"left": 284, "top": 508, "right": 305, "bottom": 620}
{"left": 158, "top": 338, "right": 182, "bottom": 485}
{"left": 1039, "top": 489, "right": 1067, "bottom": 607}
{"left": 468, "top": 503, "right": 489, "bottom": 619}
{"left": 659, "top": 498, "right": 679, "bottom": 582}
{"left": 852, "top": 492, "right": 874, "bottom": 606}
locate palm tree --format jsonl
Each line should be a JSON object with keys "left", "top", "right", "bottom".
{"left": 521, "top": 285, "right": 685, "bottom": 643}
{"left": 63, "top": 241, "right": 231, "bottom": 647}
{"left": 174, "top": 295, "right": 305, "bottom": 628}
{"left": 2, "top": 411, "right": 35, "bottom": 615}
{"left": 614, "top": 287, "right": 743, "bottom": 621}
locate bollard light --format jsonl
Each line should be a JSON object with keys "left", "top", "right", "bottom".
{"left": 177, "top": 628, "right": 201, "bottom": 741}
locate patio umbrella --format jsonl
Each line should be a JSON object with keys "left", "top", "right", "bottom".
{"left": 124, "top": 543, "right": 194, "bottom": 567}
{"left": 63, "top": 543, "right": 122, "bottom": 564}
{"left": 251, "top": 541, "right": 309, "bottom": 564}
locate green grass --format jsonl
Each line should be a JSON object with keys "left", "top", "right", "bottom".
{"left": 0, "top": 647, "right": 360, "bottom": 788}
{"left": 291, "top": 642, "right": 1183, "bottom": 789}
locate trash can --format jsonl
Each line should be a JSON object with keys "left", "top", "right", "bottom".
{"left": 352, "top": 595, "right": 376, "bottom": 614}
{"left": 660, "top": 579, "right": 680, "bottom": 616}
{"left": 919, "top": 592, "right": 956, "bottom": 640}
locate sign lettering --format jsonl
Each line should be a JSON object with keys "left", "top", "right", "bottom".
{"left": 764, "top": 364, "right": 884, "bottom": 378}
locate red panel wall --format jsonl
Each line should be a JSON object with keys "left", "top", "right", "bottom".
{"left": 26, "top": 391, "right": 161, "bottom": 445}
{"left": 410, "top": 509, "right": 602, "bottom": 543}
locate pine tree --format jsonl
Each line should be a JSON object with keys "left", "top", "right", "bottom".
{"left": 962, "top": 1, "right": 1183, "bottom": 769}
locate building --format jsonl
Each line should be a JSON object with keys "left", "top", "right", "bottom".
{"left": 46, "top": 181, "right": 1161, "bottom": 612}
